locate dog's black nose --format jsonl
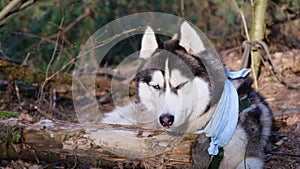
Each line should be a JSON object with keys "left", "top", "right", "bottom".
{"left": 159, "top": 114, "right": 174, "bottom": 127}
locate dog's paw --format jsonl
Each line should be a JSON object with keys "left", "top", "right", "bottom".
{"left": 101, "top": 109, "right": 133, "bottom": 125}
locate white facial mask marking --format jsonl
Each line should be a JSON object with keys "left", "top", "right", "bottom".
{"left": 139, "top": 67, "right": 210, "bottom": 129}
{"left": 164, "top": 58, "right": 170, "bottom": 92}
{"left": 150, "top": 71, "right": 164, "bottom": 88}
{"left": 170, "top": 69, "right": 189, "bottom": 88}
{"left": 157, "top": 76, "right": 210, "bottom": 129}
{"left": 138, "top": 71, "right": 163, "bottom": 112}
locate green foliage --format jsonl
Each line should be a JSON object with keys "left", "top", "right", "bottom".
{"left": 0, "top": 0, "right": 298, "bottom": 72}
{"left": 0, "top": 110, "right": 19, "bottom": 120}
{"left": 11, "top": 130, "right": 21, "bottom": 143}
{"left": 1, "top": 1, "right": 94, "bottom": 73}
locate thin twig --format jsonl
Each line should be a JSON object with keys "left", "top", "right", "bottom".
{"left": 48, "top": 8, "right": 91, "bottom": 40}
{"left": 232, "top": 0, "right": 259, "bottom": 89}
{"left": 232, "top": 0, "right": 251, "bottom": 69}
{"left": 251, "top": 50, "right": 258, "bottom": 89}
{"left": 180, "top": 0, "right": 185, "bottom": 18}
{"left": 21, "top": 52, "right": 31, "bottom": 66}
{"left": 13, "top": 31, "right": 68, "bottom": 56}
{"left": 14, "top": 80, "right": 21, "bottom": 103}
{"left": 38, "top": 17, "right": 64, "bottom": 103}
{"left": 0, "top": 43, "right": 9, "bottom": 59}
{"left": 242, "top": 40, "right": 300, "bottom": 89}
{"left": 34, "top": 105, "right": 55, "bottom": 120}
{"left": 232, "top": 0, "right": 250, "bottom": 41}
{"left": 23, "top": 7, "right": 90, "bottom": 58}
{"left": 79, "top": 27, "right": 144, "bottom": 58}
{"left": 256, "top": 40, "right": 300, "bottom": 89}
{"left": 0, "top": 0, "right": 35, "bottom": 25}
{"left": 0, "top": 0, "right": 21, "bottom": 21}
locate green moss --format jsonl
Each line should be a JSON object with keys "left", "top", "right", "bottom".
{"left": 0, "top": 110, "right": 19, "bottom": 120}
{"left": 11, "top": 130, "right": 22, "bottom": 143}
{"left": 0, "top": 123, "right": 22, "bottom": 145}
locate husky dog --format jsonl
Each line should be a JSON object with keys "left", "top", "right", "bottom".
{"left": 101, "top": 21, "right": 273, "bottom": 169}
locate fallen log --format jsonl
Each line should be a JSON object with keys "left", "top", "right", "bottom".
{"left": 0, "top": 118, "right": 211, "bottom": 168}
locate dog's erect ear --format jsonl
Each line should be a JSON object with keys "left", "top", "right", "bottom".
{"left": 140, "top": 26, "right": 158, "bottom": 59}
{"left": 178, "top": 21, "right": 205, "bottom": 55}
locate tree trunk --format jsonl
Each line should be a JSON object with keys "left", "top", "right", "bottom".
{"left": 0, "top": 119, "right": 211, "bottom": 168}
{"left": 250, "top": 0, "right": 268, "bottom": 88}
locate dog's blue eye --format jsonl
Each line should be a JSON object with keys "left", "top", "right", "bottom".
{"left": 152, "top": 85, "right": 160, "bottom": 90}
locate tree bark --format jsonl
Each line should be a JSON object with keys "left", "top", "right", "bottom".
{"left": 250, "top": 0, "right": 268, "bottom": 88}
{"left": 0, "top": 119, "right": 211, "bottom": 168}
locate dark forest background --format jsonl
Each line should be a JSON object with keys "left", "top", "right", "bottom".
{"left": 0, "top": 0, "right": 299, "bottom": 73}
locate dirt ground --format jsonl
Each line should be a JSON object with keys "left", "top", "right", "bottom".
{"left": 221, "top": 49, "right": 300, "bottom": 169}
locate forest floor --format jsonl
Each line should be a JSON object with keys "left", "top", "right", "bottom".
{"left": 0, "top": 48, "right": 299, "bottom": 169}
{"left": 221, "top": 48, "right": 300, "bottom": 169}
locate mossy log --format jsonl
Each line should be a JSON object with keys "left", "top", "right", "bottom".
{"left": 0, "top": 58, "right": 124, "bottom": 100}
{"left": 0, "top": 59, "right": 47, "bottom": 84}
{"left": 0, "top": 118, "right": 211, "bottom": 168}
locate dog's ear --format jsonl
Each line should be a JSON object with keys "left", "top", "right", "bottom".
{"left": 178, "top": 21, "right": 205, "bottom": 55}
{"left": 140, "top": 26, "right": 158, "bottom": 59}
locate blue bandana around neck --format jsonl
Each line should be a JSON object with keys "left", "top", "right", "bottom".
{"left": 194, "top": 68, "right": 251, "bottom": 156}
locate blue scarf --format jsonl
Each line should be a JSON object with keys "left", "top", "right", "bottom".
{"left": 194, "top": 68, "right": 251, "bottom": 155}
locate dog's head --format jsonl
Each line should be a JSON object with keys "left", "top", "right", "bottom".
{"left": 135, "top": 21, "right": 211, "bottom": 130}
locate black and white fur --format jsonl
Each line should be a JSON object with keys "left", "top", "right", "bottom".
{"left": 102, "top": 21, "right": 273, "bottom": 169}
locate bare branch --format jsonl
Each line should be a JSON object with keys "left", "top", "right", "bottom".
{"left": 0, "top": 0, "right": 21, "bottom": 21}
{"left": 48, "top": 8, "right": 91, "bottom": 40}
{"left": 0, "top": 0, "right": 35, "bottom": 25}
